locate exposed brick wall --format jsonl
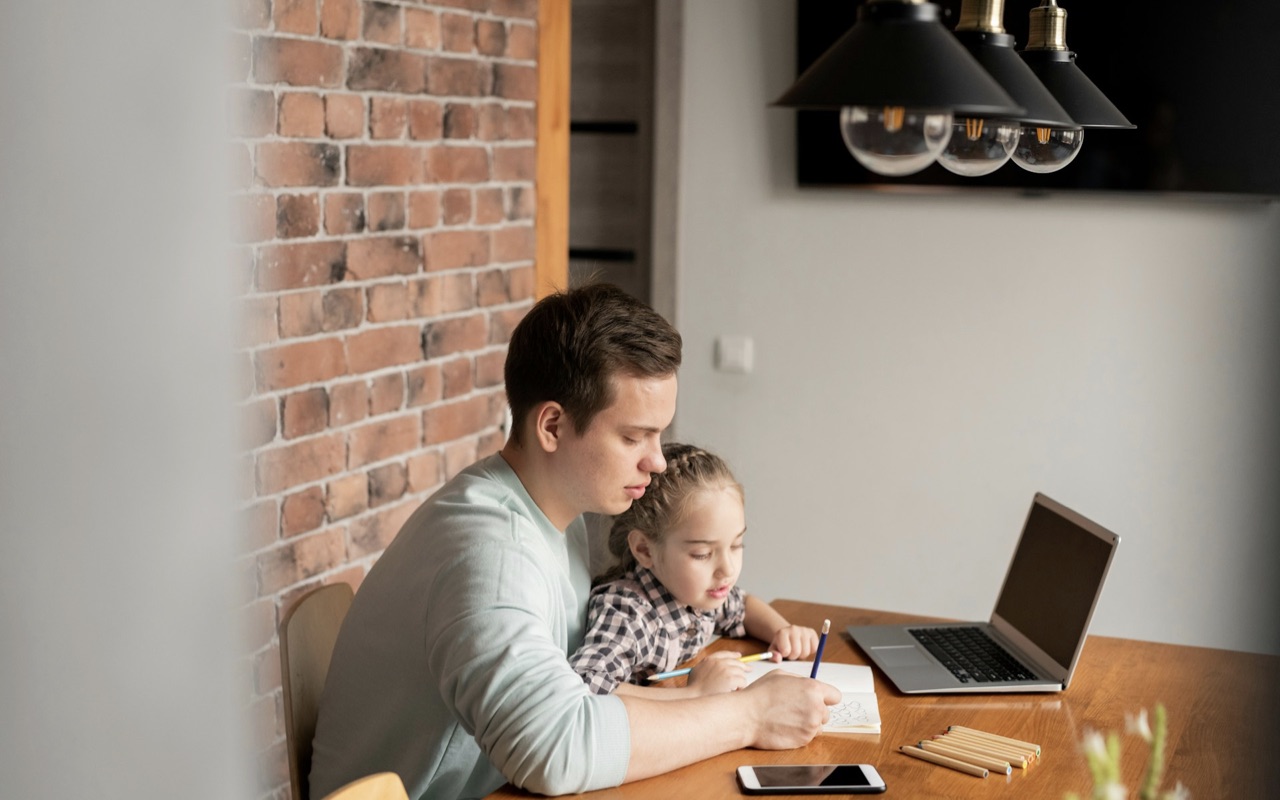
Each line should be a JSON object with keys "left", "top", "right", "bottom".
{"left": 230, "top": 2, "right": 540, "bottom": 797}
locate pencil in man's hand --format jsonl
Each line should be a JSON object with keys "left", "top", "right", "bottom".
{"left": 809, "top": 619, "right": 830, "bottom": 679}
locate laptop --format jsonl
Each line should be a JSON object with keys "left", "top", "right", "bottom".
{"left": 848, "top": 493, "right": 1120, "bottom": 694}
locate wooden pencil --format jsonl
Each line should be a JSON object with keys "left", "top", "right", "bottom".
{"left": 940, "top": 729, "right": 1031, "bottom": 751}
{"left": 947, "top": 725, "right": 1042, "bottom": 756}
{"left": 920, "top": 740, "right": 1013, "bottom": 774}
{"left": 936, "top": 732, "right": 1032, "bottom": 766}
{"left": 899, "top": 745, "right": 989, "bottom": 778}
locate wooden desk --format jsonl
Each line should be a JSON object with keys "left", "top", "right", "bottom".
{"left": 486, "top": 600, "right": 1280, "bottom": 799}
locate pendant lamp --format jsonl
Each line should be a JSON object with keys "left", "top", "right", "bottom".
{"left": 1015, "top": 0, "right": 1135, "bottom": 172}
{"left": 775, "top": 0, "right": 1024, "bottom": 176}
{"left": 939, "top": 0, "right": 1078, "bottom": 175}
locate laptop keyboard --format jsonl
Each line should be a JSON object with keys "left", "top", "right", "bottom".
{"left": 909, "top": 626, "right": 1038, "bottom": 684}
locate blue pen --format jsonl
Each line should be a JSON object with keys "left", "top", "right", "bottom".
{"left": 809, "top": 619, "right": 830, "bottom": 679}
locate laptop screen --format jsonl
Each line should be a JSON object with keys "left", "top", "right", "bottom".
{"left": 993, "top": 500, "right": 1118, "bottom": 668}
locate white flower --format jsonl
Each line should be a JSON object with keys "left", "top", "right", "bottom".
{"left": 1125, "top": 708, "right": 1152, "bottom": 742}
{"left": 1164, "top": 781, "right": 1190, "bottom": 800}
{"left": 1102, "top": 783, "right": 1128, "bottom": 800}
{"left": 1083, "top": 730, "right": 1109, "bottom": 760}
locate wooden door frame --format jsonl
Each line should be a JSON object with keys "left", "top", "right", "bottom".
{"left": 536, "top": 0, "right": 681, "bottom": 319}
{"left": 536, "top": 0, "right": 571, "bottom": 298}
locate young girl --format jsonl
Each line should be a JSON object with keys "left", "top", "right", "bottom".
{"left": 569, "top": 442, "right": 819, "bottom": 698}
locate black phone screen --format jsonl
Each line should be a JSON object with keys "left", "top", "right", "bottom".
{"left": 753, "top": 764, "right": 872, "bottom": 788}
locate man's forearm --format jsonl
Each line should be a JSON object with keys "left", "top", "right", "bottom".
{"left": 617, "top": 691, "right": 757, "bottom": 781}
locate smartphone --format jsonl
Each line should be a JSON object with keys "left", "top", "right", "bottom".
{"left": 736, "top": 764, "right": 887, "bottom": 794}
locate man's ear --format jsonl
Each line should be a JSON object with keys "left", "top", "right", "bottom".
{"left": 532, "top": 401, "right": 566, "bottom": 453}
{"left": 628, "top": 529, "right": 656, "bottom": 568}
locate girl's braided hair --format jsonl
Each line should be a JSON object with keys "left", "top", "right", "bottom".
{"left": 596, "top": 442, "right": 743, "bottom": 586}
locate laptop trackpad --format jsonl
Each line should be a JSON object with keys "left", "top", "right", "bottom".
{"left": 873, "top": 645, "right": 934, "bottom": 667}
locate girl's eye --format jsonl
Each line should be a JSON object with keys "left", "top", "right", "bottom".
{"left": 691, "top": 552, "right": 712, "bottom": 561}
{"left": 731, "top": 544, "right": 745, "bottom": 551}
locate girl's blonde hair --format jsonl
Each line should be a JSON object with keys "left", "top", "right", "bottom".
{"left": 596, "top": 442, "right": 743, "bottom": 585}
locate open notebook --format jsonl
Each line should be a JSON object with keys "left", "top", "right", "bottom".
{"left": 744, "top": 660, "right": 881, "bottom": 734}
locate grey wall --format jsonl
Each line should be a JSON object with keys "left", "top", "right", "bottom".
{"left": 671, "top": 1, "right": 1280, "bottom": 655}
{"left": 0, "top": 4, "right": 248, "bottom": 798}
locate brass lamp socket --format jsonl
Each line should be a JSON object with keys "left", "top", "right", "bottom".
{"left": 955, "top": 0, "right": 1007, "bottom": 34}
{"left": 1026, "top": 0, "right": 1069, "bottom": 51}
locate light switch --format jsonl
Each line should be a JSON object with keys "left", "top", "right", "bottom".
{"left": 715, "top": 335, "right": 754, "bottom": 374}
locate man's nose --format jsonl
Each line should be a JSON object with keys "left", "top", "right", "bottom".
{"left": 644, "top": 442, "right": 666, "bottom": 474}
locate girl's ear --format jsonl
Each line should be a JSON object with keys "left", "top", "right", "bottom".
{"left": 628, "top": 529, "right": 656, "bottom": 568}
{"left": 532, "top": 401, "right": 565, "bottom": 453}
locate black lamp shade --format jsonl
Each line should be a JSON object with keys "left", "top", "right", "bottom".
{"left": 1020, "top": 49, "right": 1135, "bottom": 129}
{"left": 774, "top": 1, "right": 1023, "bottom": 117}
{"left": 953, "top": 30, "right": 1077, "bottom": 127}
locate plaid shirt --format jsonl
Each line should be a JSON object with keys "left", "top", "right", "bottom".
{"left": 569, "top": 566, "right": 747, "bottom": 694}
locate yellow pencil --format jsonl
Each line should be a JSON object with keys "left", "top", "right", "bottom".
{"left": 646, "top": 651, "right": 773, "bottom": 681}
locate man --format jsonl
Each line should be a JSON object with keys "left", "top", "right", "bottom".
{"left": 308, "top": 284, "right": 838, "bottom": 799}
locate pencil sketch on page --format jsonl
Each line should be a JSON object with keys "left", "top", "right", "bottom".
{"left": 830, "top": 698, "right": 874, "bottom": 727}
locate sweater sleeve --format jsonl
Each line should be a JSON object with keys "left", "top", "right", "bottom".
{"left": 425, "top": 538, "right": 631, "bottom": 796}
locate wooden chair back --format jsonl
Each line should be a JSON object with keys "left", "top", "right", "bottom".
{"left": 320, "top": 771, "right": 410, "bottom": 800}
{"left": 279, "top": 582, "right": 354, "bottom": 800}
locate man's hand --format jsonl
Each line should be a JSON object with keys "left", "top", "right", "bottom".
{"left": 740, "top": 670, "right": 841, "bottom": 749}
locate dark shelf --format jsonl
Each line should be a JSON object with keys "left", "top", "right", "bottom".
{"left": 570, "top": 121, "right": 640, "bottom": 135}
{"left": 568, "top": 247, "right": 637, "bottom": 262}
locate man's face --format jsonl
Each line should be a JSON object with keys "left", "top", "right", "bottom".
{"left": 557, "top": 373, "right": 677, "bottom": 523}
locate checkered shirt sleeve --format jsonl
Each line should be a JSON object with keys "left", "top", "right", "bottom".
{"left": 569, "top": 584, "right": 657, "bottom": 695}
{"left": 570, "top": 567, "right": 754, "bottom": 694}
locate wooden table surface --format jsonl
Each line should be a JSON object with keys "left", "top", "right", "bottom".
{"left": 486, "top": 600, "right": 1280, "bottom": 799}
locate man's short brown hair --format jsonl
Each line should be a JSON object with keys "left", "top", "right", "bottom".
{"left": 504, "top": 283, "right": 682, "bottom": 444}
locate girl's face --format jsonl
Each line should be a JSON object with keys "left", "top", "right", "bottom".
{"left": 632, "top": 486, "right": 746, "bottom": 612}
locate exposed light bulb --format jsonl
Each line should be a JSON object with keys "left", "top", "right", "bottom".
{"left": 1011, "top": 125, "right": 1084, "bottom": 172}
{"left": 839, "top": 105, "right": 952, "bottom": 177}
{"left": 937, "top": 116, "right": 1020, "bottom": 176}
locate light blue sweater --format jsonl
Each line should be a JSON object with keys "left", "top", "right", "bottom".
{"left": 309, "top": 454, "right": 631, "bottom": 800}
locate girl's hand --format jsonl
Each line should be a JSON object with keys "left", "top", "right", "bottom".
{"left": 769, "top": 624, "right": 820, "bottom": 660}
{"left": 686, "top": 651, "right": 749, "bottom": 696}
